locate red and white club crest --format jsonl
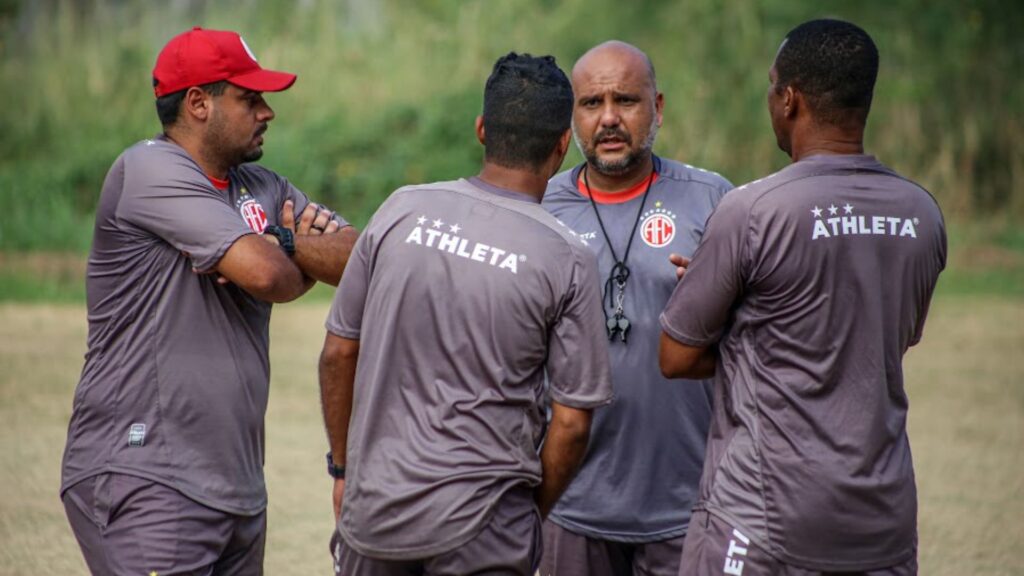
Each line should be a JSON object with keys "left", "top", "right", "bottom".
{"left": 239, "top": 197, "right": 268, "bottom": 233}
{"left": 640, "top": 209, "right": 676, "bottom": 248}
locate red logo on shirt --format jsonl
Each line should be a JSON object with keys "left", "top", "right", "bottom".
{"left": 641, "top": 212, "right": 675, "bottom": 248}
{"left": 239, "top": 198, "right": 268, "bottom": 233}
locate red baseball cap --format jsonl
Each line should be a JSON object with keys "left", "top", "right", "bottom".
{"left": 152, "top": 27, "right": 296, "bottom": 97}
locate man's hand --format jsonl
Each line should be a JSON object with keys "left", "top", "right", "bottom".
{"left": 279, "top": 200, "right": 357, "bottom": 287}
{"left": 333, "top": 478, "right": 346, "bottom": 521}
{"left": 669, "top": 253, "right": 690, "bottom": 280}
{"left": 283, "top": 200, "right": 341, "bottom": 236}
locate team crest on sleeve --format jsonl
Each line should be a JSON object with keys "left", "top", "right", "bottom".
{"left": 640, "top": 205, "right": 677, "bottom": 248}
{"left": 236, "top": 191, "right": 268, "bottom": 234}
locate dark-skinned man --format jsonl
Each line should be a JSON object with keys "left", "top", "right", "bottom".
{"left": 660, "top": 19, "right": 945, "bottom": 575}
{"left": 319, "top": 52, "right": 612, "bottom": 575}
{"left": 60, "top": 27, "right": 356, "bottom": 575}
{"left": 540, "top": 41, "right": 732, "bottom": 576}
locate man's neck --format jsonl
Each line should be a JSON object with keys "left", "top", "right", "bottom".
{"left": 789, "top": 122, "right": 865, "bottom": 162}
{"left": 476, "top": 163, "right": 549, "bottom": 202}
{"left": 164, "top": 130, "right": 231, "bottom": 181}
{"left": 583, "top": 154, "right": 654, "bottom": 193}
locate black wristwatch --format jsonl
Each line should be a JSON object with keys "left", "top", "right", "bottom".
{"left": 263, "top": 225, "right": 295, "bottom": 257}
{"left": 326, "top": 452, "right": 346, "bottom": 479}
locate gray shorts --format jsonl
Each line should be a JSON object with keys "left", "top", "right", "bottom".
{"left": 330, "top": 487, "right": 542, "bottom": 575}
{"left": 678, "top": 510, "right": 917, "bottom": 576}
{"left": 539, "top": 519, "right": 685, "bottom": 576}
{"left": 62, "top": 473, "right": 266, "bottom": 576}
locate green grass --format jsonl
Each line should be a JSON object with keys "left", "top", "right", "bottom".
{"left": 0, "top": 0, "right": 1021, "bottom": 254}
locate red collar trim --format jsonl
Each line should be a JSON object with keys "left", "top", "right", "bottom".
{"left": 576, "top": 171, "right": 659, "bottom": 204}
{"left": 207, "top": 174, "right": 230, "bottom": 191}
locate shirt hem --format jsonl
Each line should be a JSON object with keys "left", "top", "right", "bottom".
{"left": 193, "top": 230, "right": 254, "bottom": 273}
{"left": 325, "top": 322, "right": 361, "bottom": 340}
{"left": 547, "top": 513, "right": 687, "bottom": 543}
{"left": 548, "top": 388, "right": 614, "bottom": 410}
{"left": 703, "top": 505, "right": 916, "bottom": 572}
{"left": 338, "top": 506, "right": 496, "bottom": 561}
{"left": 61, "top": 466, "right": 267, "bottom": 517}
{"left": 658, "top": 313, "right": 716, "bottom": 348}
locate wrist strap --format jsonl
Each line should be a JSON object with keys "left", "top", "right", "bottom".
{"left": 326, "top": 452, "right": 346, "bottom": 479}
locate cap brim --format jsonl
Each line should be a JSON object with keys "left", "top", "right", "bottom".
{"left": 228, "top": 68, "right": 297, "bottom": 93}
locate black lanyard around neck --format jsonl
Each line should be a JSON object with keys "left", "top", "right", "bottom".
{"left": 582, "top": 161, "right": 657, "bottom": 344}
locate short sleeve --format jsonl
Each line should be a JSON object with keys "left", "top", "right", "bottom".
{"left": 325, "top": 219, "right": 372, "bottom": 339}
{"left": 909, "top": 206, "right": 947, "bottom": 346}
{"left": 117, "top": 146, "right": 252, "bottom": 272}
{"left": 660, "top": 190, "right": 751, "bottom": 347}
{"left": 545, "top": 246, "right": 613, "bottom": 409}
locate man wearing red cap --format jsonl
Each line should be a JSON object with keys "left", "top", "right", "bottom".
{"left": 59, "top": 27, "right": 356, "bottom": 575}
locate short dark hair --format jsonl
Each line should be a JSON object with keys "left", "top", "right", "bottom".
{"left": 154, "top": 80, "right": 229, "bottom": 127}
{"left": 774, "top": 19, "right": 879, "bottom": 126}
{"left": 482, "top": 52, "right": 573, "bottom": 171}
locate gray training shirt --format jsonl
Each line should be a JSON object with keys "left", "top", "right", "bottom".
{"left": 542, "top": 157, "right": 732, "bottom": 542}
{"left": 660, "top": 154, "right": 946, "bottom": 571}
{"left": 326, "top": 177, "right": 613, "bottom": 560}
{"left": 61, "top": 135, "right": 347, "bottom": 515}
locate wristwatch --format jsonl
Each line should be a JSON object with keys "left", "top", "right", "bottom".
{"left": 263, "top": 225, "right": 295, "bottom": 257}
{"left": 326, "top": 452, "right": 346, "bottom": 479}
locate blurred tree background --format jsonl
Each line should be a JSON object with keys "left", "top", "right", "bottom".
{"left": 0, "top": 0, "right": 1021, "bottom": 295}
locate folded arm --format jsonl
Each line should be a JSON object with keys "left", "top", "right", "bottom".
{"left": 215, "top": 234, "right": 307, "bottom": 302}
{"left": 284, "top": 200, "right": 357, "bottom": 287}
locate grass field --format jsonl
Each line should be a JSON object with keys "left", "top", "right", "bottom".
{"left": 0, "top": 296, "right": 1021, "bottom": 575}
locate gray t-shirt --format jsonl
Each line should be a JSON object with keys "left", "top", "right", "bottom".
{"left": 660, "top": 154, "right": 946, "bottom": 571}
{"left": 60, "top": 136, "right": 348, "bottom": 516}
{"left": 326, "top": 177, "right": 613, "bottom": 560}
{"left": 542, "top": 157, "right": 731, "bottom": 542}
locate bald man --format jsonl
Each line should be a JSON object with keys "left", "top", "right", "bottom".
{"left": 541, "top": 41, "right": 732, "bottom": 576}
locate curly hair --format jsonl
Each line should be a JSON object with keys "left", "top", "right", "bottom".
{"left": 774, "top": 19, "right": 879, "bottom": 126}
{"left": 482, "top": 52, "right": 573, "bottom": 171}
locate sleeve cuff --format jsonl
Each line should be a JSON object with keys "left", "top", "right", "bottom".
{"left": 193, "top": 230, "right": 254, "bottom": 273}
{"left": 325, "top": 320, "right": 360, "bottom": 340}
{"left": 658, "top": 312, "right": 717, "bottom": 348}
{"left": 548, "top": 386, "right": 615, "bottom": 410}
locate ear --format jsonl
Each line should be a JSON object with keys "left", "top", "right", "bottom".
{"left": 557, "top": 127, "right": 572, "bottom": 157}
{"left": 182, "top": 86, "right": 213, "bottom": 123}
{"left": 475, "top": 116, "right": 485, "bottom": 146}
{"left": 783, "top": 86, "right": 798, "bottom": 120}
{"left": 654, "top": 91, "right": 665, "bottom": 127}
{"left": 547, "top": 128, "right": 573, "bottom": 177}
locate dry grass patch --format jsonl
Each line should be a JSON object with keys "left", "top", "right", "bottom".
{"left": 0, "top": 297, "right": 1021, "bottom": 574}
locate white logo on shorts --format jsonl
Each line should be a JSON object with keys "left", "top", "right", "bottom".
{"left": 724, "top": 528, "right": 750, "bottom": 575}
{"left": 128, "top": 423, "right": 146, "bottom": 447}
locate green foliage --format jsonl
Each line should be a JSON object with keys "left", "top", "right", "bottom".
{"left": 0, "top": 0, "right": 1020, "bottom": 283}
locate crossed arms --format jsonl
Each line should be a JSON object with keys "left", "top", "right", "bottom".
{"left": 215, "top": 201, "right": 357, "bottom": 301}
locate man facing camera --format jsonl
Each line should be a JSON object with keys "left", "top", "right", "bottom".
{"left": 540, "top": 40, "right": 732, "bottom": 576}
